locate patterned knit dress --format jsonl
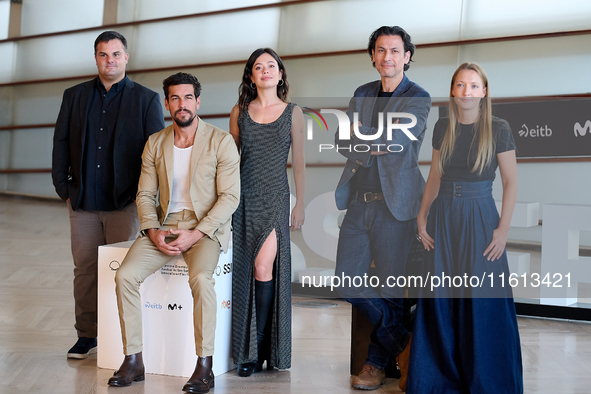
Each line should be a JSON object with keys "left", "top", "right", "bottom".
{"left": 231, "top": 103, "right": 294, "bottom": 369}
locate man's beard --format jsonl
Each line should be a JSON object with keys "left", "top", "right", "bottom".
{"left": 174, "top": 110, "right": 196, "bottom": 128}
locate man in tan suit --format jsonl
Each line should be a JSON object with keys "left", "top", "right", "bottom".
{"left": 108, "top": 72, "right": 240, "bottom": 393}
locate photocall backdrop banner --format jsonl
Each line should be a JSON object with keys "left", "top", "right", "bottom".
{"left": 440, "top": 98, "right": 591, "bottom": 158}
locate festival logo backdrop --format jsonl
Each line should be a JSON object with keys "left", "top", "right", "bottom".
{"left": 493, "top": 98, "right": 591, "bottom": 158}
{"left": 439, "top": 98, "right": 591, "bottom": 158}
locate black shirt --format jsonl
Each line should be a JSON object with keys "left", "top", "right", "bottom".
{"left": 432, "top": 116, "right": 516, "bottom": 182}
{"left": 352, "top": 90, "right": 394, "bottom": 192}
{"left": 80, "top": 76, "right": 127, "bottom": 211}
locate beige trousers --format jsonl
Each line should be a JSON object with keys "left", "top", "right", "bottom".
{"left": 115, "top": 210, "right": 220, "bottom": 356}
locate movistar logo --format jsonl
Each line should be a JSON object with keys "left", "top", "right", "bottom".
{"left": 574, "top": 120, "right": 591, "bottom": 137}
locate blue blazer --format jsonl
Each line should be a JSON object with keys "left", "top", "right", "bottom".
{"left": 334, "top": 75, "right": 431, "bottom": 221}
{"left": 52, "top": 77, "right": 165, "bottom": 210}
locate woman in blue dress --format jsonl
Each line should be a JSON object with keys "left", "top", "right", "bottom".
{"left": 407, "top": 63, "right": 523, "bottom": 393}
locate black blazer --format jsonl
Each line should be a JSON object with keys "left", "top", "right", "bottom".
{"left": 52, "top": 77, "right": 165, "bottom": 210}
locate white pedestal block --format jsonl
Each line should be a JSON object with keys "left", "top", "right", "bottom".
{"left": 97, "top": 240, "right": 234, "bottom": 377}
{"left": 495, "top": 201, "right": 540, "bottom": 227}
{"left": 507, "top": 251, "right": 530, "bottom": 276}
{"left": 541, "top": 204, "right": 591, "bottom": 307}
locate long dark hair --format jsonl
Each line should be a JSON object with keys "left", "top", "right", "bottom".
{"left": 238, "top": 48, "right": 289, "bottom": 114}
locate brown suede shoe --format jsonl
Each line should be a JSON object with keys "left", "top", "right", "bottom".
{"left": 351, "top": 364, "right": 386, "bottom": 390}
{"left": 396, "top": 334, "right": 412, "bottom": 391}
{"left": 108, "top": 352, "right": 145, "bottom": 387}
{"left": 183, "top": 356, "right": 214, "bottom": 393}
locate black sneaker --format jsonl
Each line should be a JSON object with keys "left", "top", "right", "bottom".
{"left": 67, "top": 337, "right": 97, "bottom": 359}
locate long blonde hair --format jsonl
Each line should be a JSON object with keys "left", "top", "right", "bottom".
{"left": 438, "top": 63, "right": 494, "bottom": 175}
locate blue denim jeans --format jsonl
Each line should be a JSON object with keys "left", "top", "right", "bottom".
{"left": 335, "top": 199, "right": 415, "bottom": 370}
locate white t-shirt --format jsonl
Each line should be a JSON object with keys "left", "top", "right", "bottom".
{"left": 168, "top": 145, "right": 193, "bottom": 213}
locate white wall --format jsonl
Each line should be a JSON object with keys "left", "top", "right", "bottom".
{"left": 1, "top": 0, "right": 590, "bottom": 241}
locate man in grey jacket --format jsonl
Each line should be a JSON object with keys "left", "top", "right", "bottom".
{"left": 334, "top": 26, "right": 431, "bottom": 391}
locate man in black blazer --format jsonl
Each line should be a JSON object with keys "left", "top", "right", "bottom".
{"left": 52, "top": 31, "right": 164, "bottom": 359}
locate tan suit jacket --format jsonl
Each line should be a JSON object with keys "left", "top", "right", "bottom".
{"left": 136, "top": 117, "right": 240, "bottom": 252}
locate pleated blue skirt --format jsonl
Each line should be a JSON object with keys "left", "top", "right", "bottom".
{"left": 407, "top": 180, "right": 523, "bottom": 393}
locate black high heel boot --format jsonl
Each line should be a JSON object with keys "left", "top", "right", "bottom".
{"left": 255, "top": 279, "right": 274, "bottom": 370}
{"left": 238, "top": 279, "right": 274, "bottom": 377}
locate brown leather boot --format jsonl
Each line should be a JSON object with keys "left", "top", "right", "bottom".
{"left": 351, "top": 364, "right": 386, "bottom": 390}
{"left": 396, "top": 334, "right": 412, "bottom": 391}
{"left": 183, "top": 356, "right": 214, "bottom": 393}
{"left": 107, "top": 352, "right": 145, "bottom": 387}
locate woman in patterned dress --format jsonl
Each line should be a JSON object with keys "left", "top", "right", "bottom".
{"left": 229, "top": 48, "right": 305, "bottom": 377}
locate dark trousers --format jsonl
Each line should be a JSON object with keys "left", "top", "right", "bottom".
{"left": 335, "top": 199, "right": 415, "bottom": 370}
{"left": 68, "top": 201, "right": 139, "bottom": 338}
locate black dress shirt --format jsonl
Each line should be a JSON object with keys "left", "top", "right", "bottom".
{"left": 80, "top": 76, "right": 127, "bottom": 211}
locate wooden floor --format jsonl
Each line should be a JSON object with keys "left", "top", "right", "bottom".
{"left": 1, "top": 194, "right": 591, "bottom": 393}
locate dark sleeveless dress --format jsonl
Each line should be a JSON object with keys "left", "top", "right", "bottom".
{"left": 231, "top": 102, "right": 294, "bottom": 369}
